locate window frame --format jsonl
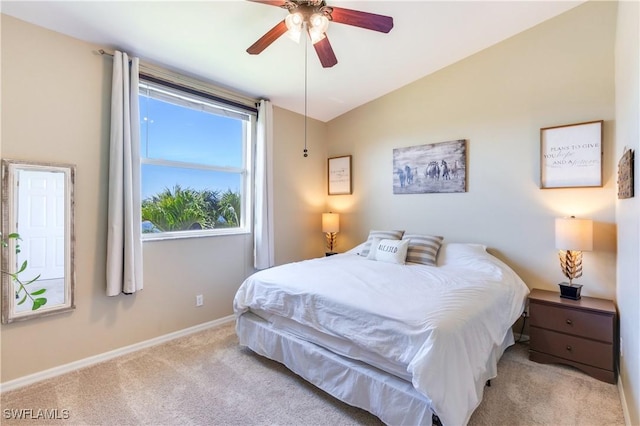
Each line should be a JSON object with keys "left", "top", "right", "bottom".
{"left": 138, "top": 74, "right": 256, "bottom": 241}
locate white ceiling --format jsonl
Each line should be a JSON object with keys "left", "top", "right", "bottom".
{"left": 1, "top": 0, "right": 584, "bottom": 122}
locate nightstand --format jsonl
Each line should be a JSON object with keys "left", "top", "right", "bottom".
{"left": 528, "top": 289, "right": 618, "bottom": 384}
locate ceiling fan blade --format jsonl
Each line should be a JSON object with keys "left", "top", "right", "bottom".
{"left": 247, "top": 20, "right": 288, "bottom": 55}
{"left": 329, "top": 7, "right": 394, "bottom": 33}
{"left": 246, "top": 0, "right": 288, "bottom": 7}
{"left": 313, "top": 36, "right": 338, "bottom": 68}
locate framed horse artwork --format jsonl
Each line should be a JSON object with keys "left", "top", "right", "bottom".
{"left": 392, "top": 140, "right": 467, "bottom": 194}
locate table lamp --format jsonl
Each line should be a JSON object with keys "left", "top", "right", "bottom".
{"left": 322, "top": 212, "right": 339, "bottom": 255}
{"left": 555, "top": 216, "right": 593, "bottom": 300}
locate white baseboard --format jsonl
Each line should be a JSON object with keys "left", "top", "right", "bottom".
{"left": 618, "top": 377, "right": 632, "bottom": 426}
{"left": 0, "top": 315, "right": 235, "bottom": 393}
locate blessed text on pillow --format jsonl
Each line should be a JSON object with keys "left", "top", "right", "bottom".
{"left": 359, "top": 230, "right": 405, "bottom": 257}
{"left": 370, "top": 238, "right": 410, "bottom": 264}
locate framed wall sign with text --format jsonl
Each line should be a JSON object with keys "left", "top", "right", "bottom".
{"left": 328, "top": 155, "right": 352, "bottom": 195}
{"left": 540, "top": 120, "right": 603, "bottom": 189}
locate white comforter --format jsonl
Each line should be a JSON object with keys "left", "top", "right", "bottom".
{"left": 234, "top": 247, "right": 529, "bottom": 426}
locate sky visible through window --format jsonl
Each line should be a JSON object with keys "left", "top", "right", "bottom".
{"left": 139, "top": 94, "right": 244, "bottom": 200}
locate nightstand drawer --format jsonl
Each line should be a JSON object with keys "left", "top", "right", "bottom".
{"left": 529, "top": 302, "right": 614, "bottom": 343}
{"left": 530, "top": 327, "right": 613, "bottom": 370}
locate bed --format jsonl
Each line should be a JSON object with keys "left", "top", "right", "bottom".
{"left": 234, "top": 236, "right": 529, "bottom": 426}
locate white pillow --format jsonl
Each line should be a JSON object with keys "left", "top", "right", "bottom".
{"left": 359, "top": 230, "right": 405, "bottom": 257}
{"left": 366, "top": 237, "right": 382, "bottom": 259}
{"left": 345, "top": 242, "right": 367, "bottom": 255}
{"left": 370, "top": 238, "right": 410, "bottom": 264}
{"left": 436, "top": 243, "right": 488, "bottom": 266}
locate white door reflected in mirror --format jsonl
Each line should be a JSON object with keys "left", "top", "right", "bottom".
{"left": 2, "top": 160, "right": 75, "bottom": 323}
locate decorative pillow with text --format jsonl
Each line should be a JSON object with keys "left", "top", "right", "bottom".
{"left": 359, "top": 230, "right": 405, "bottom": 257}
{"left": 371, "top": 238, "right": 410, "bottom": 264}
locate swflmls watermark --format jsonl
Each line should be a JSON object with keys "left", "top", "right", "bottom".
{"left": 3, "top": 408, "right": 70, "bottom": 420}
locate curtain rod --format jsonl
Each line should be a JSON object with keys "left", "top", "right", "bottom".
{"left": 97, "top": 48, "right": 258, "bottom": 110}
{"left": 99, "top": 49, "right": 135, "bottom": 64}
{"left": 99, "top": 48, "right": 134, "bottom": 61}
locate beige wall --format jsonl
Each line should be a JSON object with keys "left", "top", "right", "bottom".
{"left": 614, "top": 1, "right": 640, "bottom": 424}
{"left": 0, "top": 15, "right": 326, "bottom": 383}
{"left": 272, "top": 107, "right": 328, "bottom": 264}
{"left": 327, "top": 1, "right": 618, "bottom": 300}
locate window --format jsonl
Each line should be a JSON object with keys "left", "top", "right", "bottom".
{"left": 139, "top": 76, "right": 256, "bottom": 239}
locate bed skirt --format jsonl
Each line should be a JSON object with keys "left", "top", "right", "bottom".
{"left": 237, "top": 311, "right": 515, "bottom": 426}
{"left": 237, "top": 311, "right": 435, "bottom": 425}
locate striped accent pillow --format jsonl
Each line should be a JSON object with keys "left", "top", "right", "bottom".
{"left": 402, "top": 234, "right": 444, "bottom": 266}
{"left": 359, "top": 230, "right": 405, "bottom": 257}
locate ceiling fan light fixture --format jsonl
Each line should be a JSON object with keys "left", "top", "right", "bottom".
{"left": 309, "top": 28, "right": 326, "bottom": 44}
{"left": 247, "top": 0, "right": 393, "bottom": 68}
{"left": 286, "top": 28, "right": 302, "bottom": 43}
{"left": 309, "top": 12, "right": 329, "bottom": 32}
{"left": 285, "top": 12, "right": 304, "bottom": 42}
{"left": 309, "top": 12, "right": 328, "bottom": 44}
{"left": 286, "top": 12, "right": 304, "bottom": 29}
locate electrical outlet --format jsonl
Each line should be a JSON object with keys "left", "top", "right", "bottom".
{"left": 196, "top": 294, "right": 204, "bottom": 307}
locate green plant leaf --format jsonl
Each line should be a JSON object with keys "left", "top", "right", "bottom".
{"left": 23, "top": 274, "right": 42, "bottom": 285}
{"left": 32, "top": 298, "right": 47, "bottom": 310}
{"left": 0, "top": 232, "right": 46, "bottom": 312}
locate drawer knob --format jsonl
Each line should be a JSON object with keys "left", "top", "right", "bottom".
{"left": 566, "top": 319, "right": 573, "bottom": 325}
{"left": 566, "top": 345, "right": 572, "bottom": 351}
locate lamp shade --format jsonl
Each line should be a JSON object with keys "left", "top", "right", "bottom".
{"left": 322, "top": 213, "right": 339, "bottom": 233}
{"left": 555, "top": 217, "right": 593, "bottom": 251}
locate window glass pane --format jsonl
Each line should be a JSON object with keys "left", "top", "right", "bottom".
{"left": 138, "top": 76, "right": 254, "bottom": 238}
{"left": 140, "top": 93, "right": 244, "bottom": 168}
{"left": 141, "top": 164, "right": 243, "bottom": 233}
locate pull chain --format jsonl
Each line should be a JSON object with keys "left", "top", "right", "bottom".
{"left": 303, "top": 32, "right": 308, "bottom": 158}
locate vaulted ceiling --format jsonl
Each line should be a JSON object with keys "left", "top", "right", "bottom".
{"left": 2, "top": 1, "right": 584, "bottom": 121}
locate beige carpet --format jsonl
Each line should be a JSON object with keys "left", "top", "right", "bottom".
{"left": 1, "top": 321, "right": 624, "bottom": 425}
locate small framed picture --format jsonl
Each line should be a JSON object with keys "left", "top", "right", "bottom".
{"left": 328, "top": 155, "right": 352, "bottom": 195}
{"left": 540, "top": 120, "right": 603, "bottom": 189}
{"left": 618, "top": 148, "right": 634, "bottom": 199}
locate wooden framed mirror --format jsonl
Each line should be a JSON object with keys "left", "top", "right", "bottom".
{"left": 1, "top": 159, "right": 75, "bottom": 323}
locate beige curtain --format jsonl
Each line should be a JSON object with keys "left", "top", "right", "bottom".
{"left": 106, "top": 51, "right": 143, "bottom": 295}
{"left": 254, "top": 100, "right": 274, "bottom": 269}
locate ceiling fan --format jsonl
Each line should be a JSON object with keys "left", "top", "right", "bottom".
{"left": 246, "top": 0, "right": 394, "bottom": 68}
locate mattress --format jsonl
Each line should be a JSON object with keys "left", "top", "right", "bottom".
{"left": 250, "top": 307, "right": 413, "bottom": 382}
{"left": 234, "top": 244, "right": 529, "bottom": 426}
